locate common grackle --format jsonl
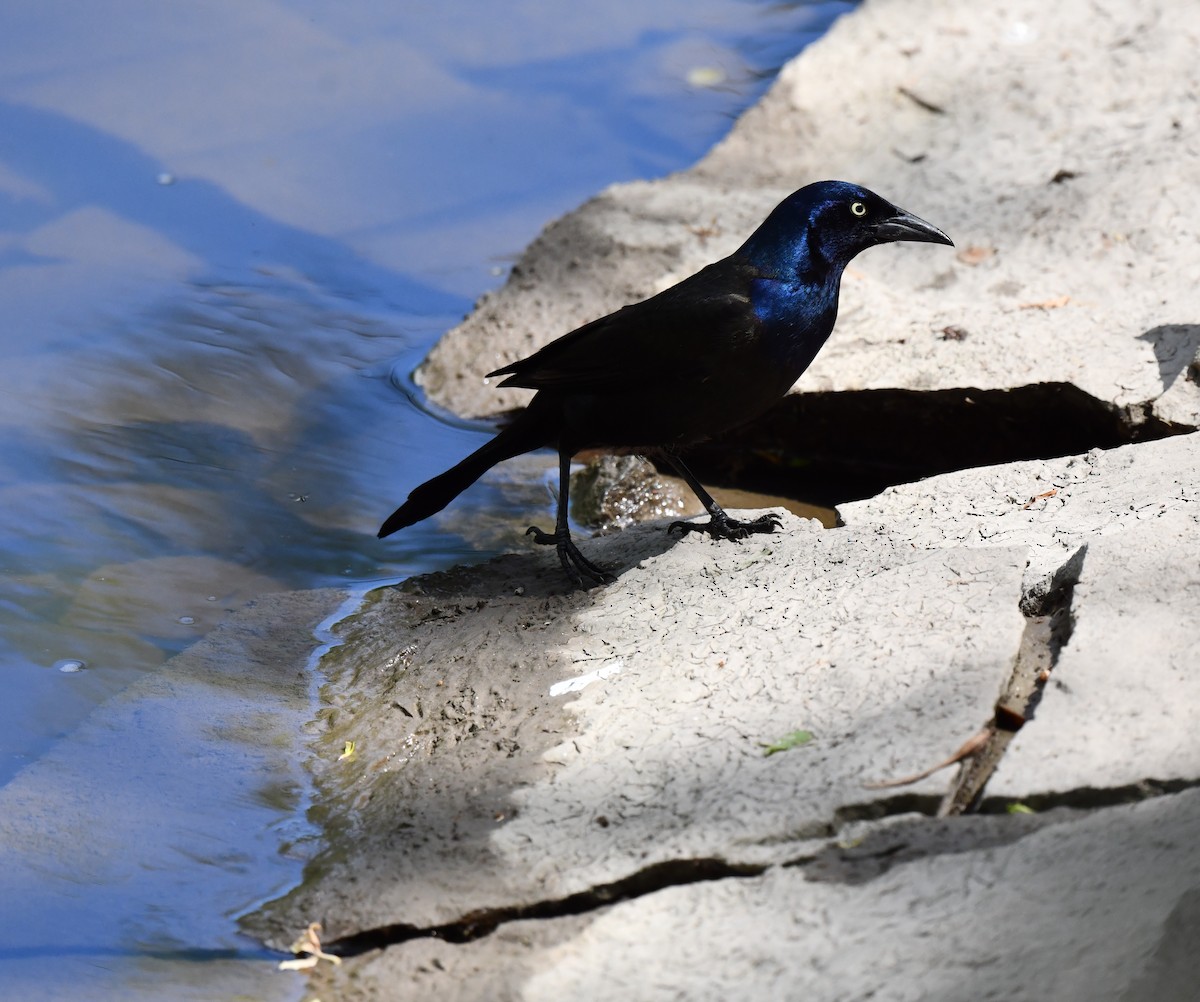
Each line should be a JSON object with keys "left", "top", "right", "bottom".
{"left": 379, "top": 180, "right": 952, "bottom": 585}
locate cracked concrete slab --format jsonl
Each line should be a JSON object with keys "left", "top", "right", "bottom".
{"left": 518, "top": 789, "right": 1200, "bottom": 1002}
{"left": 308, "top": 913, "right": 598, "bottom": 1002}
{"left": 249, "top": 431, "right": 1200, "bottom": 969}
{"left": 838, "top": 431, "right": 1200, "bottom": 805}
{"left": 248, "top": 517, "right": 1028, "bottom": 945}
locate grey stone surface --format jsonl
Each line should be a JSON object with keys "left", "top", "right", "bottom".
{"left": 839, "top": 433, "right": 1200, "bottom": 801}
{"left": 838, "top": 432, "right": 1200, "bottom": 599}
{"left": 493, "top": 525, "right": 1024, "bottom": 885}
{"left": 254, "top": 432, "right": 1200, "bottom": 976}
{"left": 243, "top": 556, "right": 597, "bottom": 942}
{"left": 309, "top": 914, "right": 598, "bottom": 1002}
{"left": 301, "top": 793, "right": 1200, "bottom": 1002}
{"left": 990, "top": 509, "right": 1200, "bottom": 799}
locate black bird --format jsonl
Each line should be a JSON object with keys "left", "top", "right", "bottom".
{"left": 379, "top": 180, "right": 952, "bottom": 584}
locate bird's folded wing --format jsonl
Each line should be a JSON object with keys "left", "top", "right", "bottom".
{"left": 487, "top": 261, "right": 761, "bottom": 395}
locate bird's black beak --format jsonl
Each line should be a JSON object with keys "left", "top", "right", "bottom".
{"left": 873, "top": 208, "right": 954, "bottom": 247}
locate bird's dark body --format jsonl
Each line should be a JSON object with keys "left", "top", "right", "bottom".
{"left": 378, "top": 181, "right": 952, "bottom": 584}
{"left": 505, "top": 259, "right": 823, "bottom": 451}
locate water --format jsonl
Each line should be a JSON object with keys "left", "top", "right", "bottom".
{"left": 0, "top": 2, "right": 850, "bottom": 997}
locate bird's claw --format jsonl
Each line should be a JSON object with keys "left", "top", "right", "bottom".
{"left": 526, "top": 525, "right": 615, "bottom": 587}
{"left": 668, "top": 511, "right": 783, "bottom": 541}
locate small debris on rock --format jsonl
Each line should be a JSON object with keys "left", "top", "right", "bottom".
{"left": 1018, "top": 295, "right": 1071, "bottom": 310}
{"left": 1021, "top": 488, "right": 1059, "bottom": 508}
{"left": 897, "top": 85, "right": 946, "bottom": 114}
{"left": 956, "top": 245, "right": 996, "bottom": 266}
{"left": 864, "top": 726, "right": 991, "bottom": 789}
{"left": 760, "top": 729, "right": 815, "bottom": 757}
{"left": 279, "top": 922, "right": 340, "bottom": 971}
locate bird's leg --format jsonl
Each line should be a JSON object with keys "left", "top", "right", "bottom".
{"left": 663, "top": 455, "right": 783, "bottom": 541}
{"left": 526, "top": 449, "right": 615, "bottom": 587}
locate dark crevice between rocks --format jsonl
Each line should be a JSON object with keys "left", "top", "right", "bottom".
{"left": 833, "top": 791, "right": 945, "bottom": 826}
{"left": 797, "top": 811, "right": 1064, "bottom": 886}
{"left": 324, "top": 857, "right": 766, "bottom": 958}
{"left": 940, "top": 547, "right": 1084, "bottom": 816}
{"left": 678, "top": 383, "right": 1192, "bottom": 508}
{"left": 976, "top": 777, "right": 1200, "bottom": 814}
{"left": 801, "top": 783, "right": 1200, "bottom": 887}
{"left": 316, "top": 776, "right": 1198, "bottom": 959}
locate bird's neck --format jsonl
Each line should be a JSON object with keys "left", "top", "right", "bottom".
{"left": 739, "top": 214, "right": 839, "bottom": 286}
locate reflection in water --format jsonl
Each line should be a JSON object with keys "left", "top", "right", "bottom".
{"left": 0, "top": 277, "right": 479, "bottom": 782}
{"left": 0, "top": 586, "right": 348, "bottom": 1002}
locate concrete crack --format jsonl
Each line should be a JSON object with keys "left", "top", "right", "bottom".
{"left": 324, "top": 857, "right": 766, "bottom": 957}
{"left": 321, "top": 793, "right": 995, "bottom": 958}
{"left": 833, "top": 791, "right": 945, "bottom": 826}
{"left": 320, "top": 783, "right": 1200, "bottom": 959}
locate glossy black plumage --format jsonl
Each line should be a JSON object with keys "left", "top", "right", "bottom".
{"left": 378, "top": 180, "right": 952, "bottom": 585}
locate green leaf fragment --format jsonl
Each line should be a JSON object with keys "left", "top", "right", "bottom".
{"left": 760, "top": 729, "right": 814, "bottom": 757}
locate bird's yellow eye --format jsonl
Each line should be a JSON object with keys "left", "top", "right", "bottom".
{"left": 850, "top": 201, "right": 867, "bottom": 217}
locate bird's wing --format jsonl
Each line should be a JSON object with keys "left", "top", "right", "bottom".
{"left": 488, "top": 259, "right": 762, "bottom": 395}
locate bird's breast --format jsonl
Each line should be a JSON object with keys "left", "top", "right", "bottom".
{"left": 750, "top": 278, "right": 840, "bottom": 378}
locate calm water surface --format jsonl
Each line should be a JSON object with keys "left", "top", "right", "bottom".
{"left": 0, "top": 2, "right": 848, "bottom": 997}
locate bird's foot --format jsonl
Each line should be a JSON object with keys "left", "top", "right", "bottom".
{"left": 668, "top": 510, "right": 783, "bottom": 541}
{"left": 526, "top": 526, "right": 615, "bottom": 587}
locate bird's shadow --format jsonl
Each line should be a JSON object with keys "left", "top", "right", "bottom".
{"left": 578, "top": 518, "right": 701, "bottom": 586}
{"left": 1137, "top": 324, "right": 1200, "bottom": 392}
{"left": 395, "top": 518, "right": 695, "bottom": 600}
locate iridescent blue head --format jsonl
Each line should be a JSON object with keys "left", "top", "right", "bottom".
{"left": 737, "top": 180, "right": 953, "bottom": 283}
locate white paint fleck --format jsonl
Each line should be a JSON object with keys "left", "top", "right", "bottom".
{"left": 549, "top": 659, "right": 624, "bottom": 697}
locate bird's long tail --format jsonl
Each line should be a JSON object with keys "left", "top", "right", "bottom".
{"left": 377, "top": 399, "right": 557, "bottom": 538}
